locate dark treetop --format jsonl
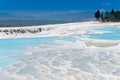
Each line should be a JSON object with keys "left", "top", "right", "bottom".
{"left": 94, "top": 9, "right": 120, "bottom": 22}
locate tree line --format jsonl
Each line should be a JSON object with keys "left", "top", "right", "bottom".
{"left": 94, "top": 9, "right": 120, "bottom": 22}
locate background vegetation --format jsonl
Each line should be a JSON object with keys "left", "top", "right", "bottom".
{"left": 94, "top": 9, "right": 120, "bottom": 22}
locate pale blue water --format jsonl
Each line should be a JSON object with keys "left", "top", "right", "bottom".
{"left": 0, "top": 36, "right": 77, "bottom": 67}
{"left": 93, "top": 27, "right": 120, "bottom": 32}
{"left": 89, "top": 33, "right": 120, "bottom": 40}
{"left": 0, "top": 37, "right": 57, "bottom": 67}
{"left": 0, "top": 27, "right": 120, "bottom": 67}
{"left": 90, "top": 27, "right": 120, "bottom": 40}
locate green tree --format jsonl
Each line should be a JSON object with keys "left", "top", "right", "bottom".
{"left": 97, "top": 9, "right": 120, "bottom": 22}
{"left": 95, "top": 10, "right": 100, "bottom": 20}
{"left": 107, "top": 14, "right": 115, "bottom": 21}
{"left": 104, "top": 9, "right": 116, "bottom": 22}
{"left": 100, "top": 12, "right": 104, "bottom": 21}
{"left": 111, "top": 9, "right": 115, "bottom": 14}
{"left": 114, "top": 11, "right": 120, "bottom": 21}
{"left": 104, "top": 11, "right": 109, "bottom": 21}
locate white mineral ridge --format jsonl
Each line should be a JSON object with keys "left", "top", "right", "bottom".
{"left": 0, "top": 21, "right": 120, "bottom": 39}
{"left": 0, "top": 21, "right": 120, "bottom": 80}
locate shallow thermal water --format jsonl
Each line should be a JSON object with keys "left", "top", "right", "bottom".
{"left": 0, "top": 36, "right": 77, "bottom": 67}
{"left": 0, "top": 27, "right": 120, "bottom": 80}
{"left": 90, "top": 27, "right": 120, "bottom": 40}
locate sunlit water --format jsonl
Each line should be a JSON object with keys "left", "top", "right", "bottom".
{"left": 0, "top": 27, "right": 120, "bottom": 80}
{"left": 90, "top": 27, "right": 120, "bottom": 40}
{"left": 0, "top": 27, "right": 120, "bottom": 67}
{"left": 0, "top": 37, "right": 57, "bottom": 67}
{"left": 0, "top": 36, "right": 77, "bottom": 67}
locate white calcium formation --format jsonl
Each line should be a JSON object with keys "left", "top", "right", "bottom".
{"left": 0, "top": 21, "right": 120, "bottom": 80}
